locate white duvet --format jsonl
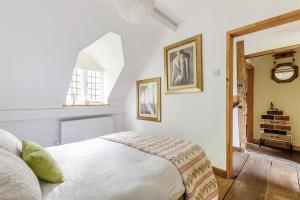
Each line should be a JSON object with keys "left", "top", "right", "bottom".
{"left": 40, "top": 138, "right": 185, "bottom": 200}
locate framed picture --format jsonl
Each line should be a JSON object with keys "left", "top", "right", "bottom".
{"left": 164, "top": 34, "right": 203, "bottom": 94}
{"left": 136, "top": 77, "right": 161, "bottom": 122}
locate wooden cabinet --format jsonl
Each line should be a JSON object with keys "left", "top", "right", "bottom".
{"left": 259, "top": 109, "right": 293, "bottom": 151}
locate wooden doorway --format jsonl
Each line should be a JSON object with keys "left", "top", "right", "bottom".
{"left": 236, "top": 40, "right": 252, "bottom": 149}
{"left": 235, "top": 41, "right": 254, "bottom": 149}
{"left": 241, "top": 44, "right": 300, "bottom": 146}
{"left": 246, "top": 63, "right": 254, "bottom": 143}
{"left": 226, "top": 9, "right": 300, "bottom": 178}
{"left": 236, "top": 41, "right": 247, "bottom": 149}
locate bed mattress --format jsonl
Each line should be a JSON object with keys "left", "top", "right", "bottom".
{"left": 40, "top": 138, "right": 185, "bottom": 200}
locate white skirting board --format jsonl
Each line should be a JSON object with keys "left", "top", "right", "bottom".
{"left": 60, "top": 116, "right": 114, "bottom": 144}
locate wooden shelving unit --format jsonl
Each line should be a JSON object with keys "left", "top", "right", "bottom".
{"left": 259, "top": 109, "right": 293, "bottom": 151}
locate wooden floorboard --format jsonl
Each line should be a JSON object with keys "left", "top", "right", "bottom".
{"left": 246, "top": 143, "right": 300, "bottom": 164}
{"left": 233, "top": 151, "right": 249, "bottom": 177}
{"left": 215, "top": 176, "right": 234, "bottom": 200}
{"left": 223, "top": 146, "right": 300, "bottom": 200}
{"left": 266, "top": 160, "right": 300, "bottom": 199}
{"left": 224, "top": 153, "right": 271, "bottom": 200}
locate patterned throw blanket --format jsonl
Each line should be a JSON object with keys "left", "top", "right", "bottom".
{"left": 101, "top": 132, "right": 218, "bottom": 200}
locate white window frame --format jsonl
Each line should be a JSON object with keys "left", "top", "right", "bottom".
{"left": 65, "top": 68, "right": 104, "bottom": 106}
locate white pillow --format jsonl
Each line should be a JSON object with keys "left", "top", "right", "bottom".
{"left": 0, "top": 129, "right": 22, "bottom": 157}
{"left": 0, "top": 148, "right": 42, "bottom": 200}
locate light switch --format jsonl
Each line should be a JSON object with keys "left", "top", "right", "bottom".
{"left": 212, "top": 69, "right": 221, "bottom": 77}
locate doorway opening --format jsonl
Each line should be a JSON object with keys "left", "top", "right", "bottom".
{"left": 226, "top": 9, "right": 300, "bottom": 179}
{"left": 225, "top": 10, "right": 300, "bottom": 200}
{"left": 233, "top": 41, "right": 300, "bottom": 175}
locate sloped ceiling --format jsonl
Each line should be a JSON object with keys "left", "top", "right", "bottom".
{"left": 0, "top": 0, "right": 168, "bottom": 109}
{"left": 76, "top": 52, "right": 102, "bottom": 71}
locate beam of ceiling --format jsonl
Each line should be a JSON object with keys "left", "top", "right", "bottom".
{"left": 152, "top": 7, "right": 178, "bottom": 31}
{"left": 245, "top": 43, "right": 300, "bottom": 59}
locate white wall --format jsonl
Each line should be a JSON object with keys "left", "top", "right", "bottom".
{"left": 0, "top": 106, "right": 124, "bottom": 146}
{"left": 0, "top": 119, "right": 60, "bottom": 147}
{"left": 0, "top": 113, "right": 124, "bottom": 147}
{"left": 125, "top": 1, "right": 300, "bottom": 169}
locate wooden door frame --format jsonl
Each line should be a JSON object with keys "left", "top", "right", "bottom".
{"left": 226, "top": 9, "right": 300, "bottom": 178}
{"left": 236, "top": 41, "right": 247, "bottom": 149}
{"left": 245, "top": 43, "right": 300, "bottom": 59}
{"left": 246, "top": 64, "right": 254, "bottom": 143}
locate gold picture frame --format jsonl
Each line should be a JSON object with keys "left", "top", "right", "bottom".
{"left": 136, "top": 77, "right": 161, "bottom": 122}
{"left": 164, "top": 34, "right": 203, "bottom": 94}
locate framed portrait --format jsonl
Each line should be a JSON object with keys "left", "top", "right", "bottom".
{"left": 164, "top": 34, "right": 203, "bottom": 94}
{"left": 136, "top": 77, "right": 161, "bottom": 122}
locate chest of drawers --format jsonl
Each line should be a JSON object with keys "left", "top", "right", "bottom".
{"left": 259, "top": 110, "right": 293, "bottom": 151}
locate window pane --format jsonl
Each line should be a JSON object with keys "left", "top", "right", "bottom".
{"left": 66, "top": 69, "right": 104, "bottom": 105}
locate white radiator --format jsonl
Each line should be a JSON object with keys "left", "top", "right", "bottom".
{"left": 60, "top": 116, "right": 114, "bottom": 145}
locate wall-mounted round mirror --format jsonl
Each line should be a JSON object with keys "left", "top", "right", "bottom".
{"left": 272, "top": 62, "right": 298, "bottom": 83}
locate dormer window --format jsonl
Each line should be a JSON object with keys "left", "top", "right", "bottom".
{"left": 87, "top": 70, "right": 104, "bottom": 102}
{"left": 65, "top": 53, "right": 105, "bottom": 106}
{"left": 65, "top": 32, "right": 124, "bottom": 106}
{"left": 66, "top": 68, "right": 84, "bottom": 105}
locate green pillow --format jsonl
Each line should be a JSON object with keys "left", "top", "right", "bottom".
{"left": 22, "top": 140, "right": 64, "bottom": 183}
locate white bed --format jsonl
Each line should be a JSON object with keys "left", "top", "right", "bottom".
{"left": 40, "top": 138, "right": 185, "bottom": 200}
